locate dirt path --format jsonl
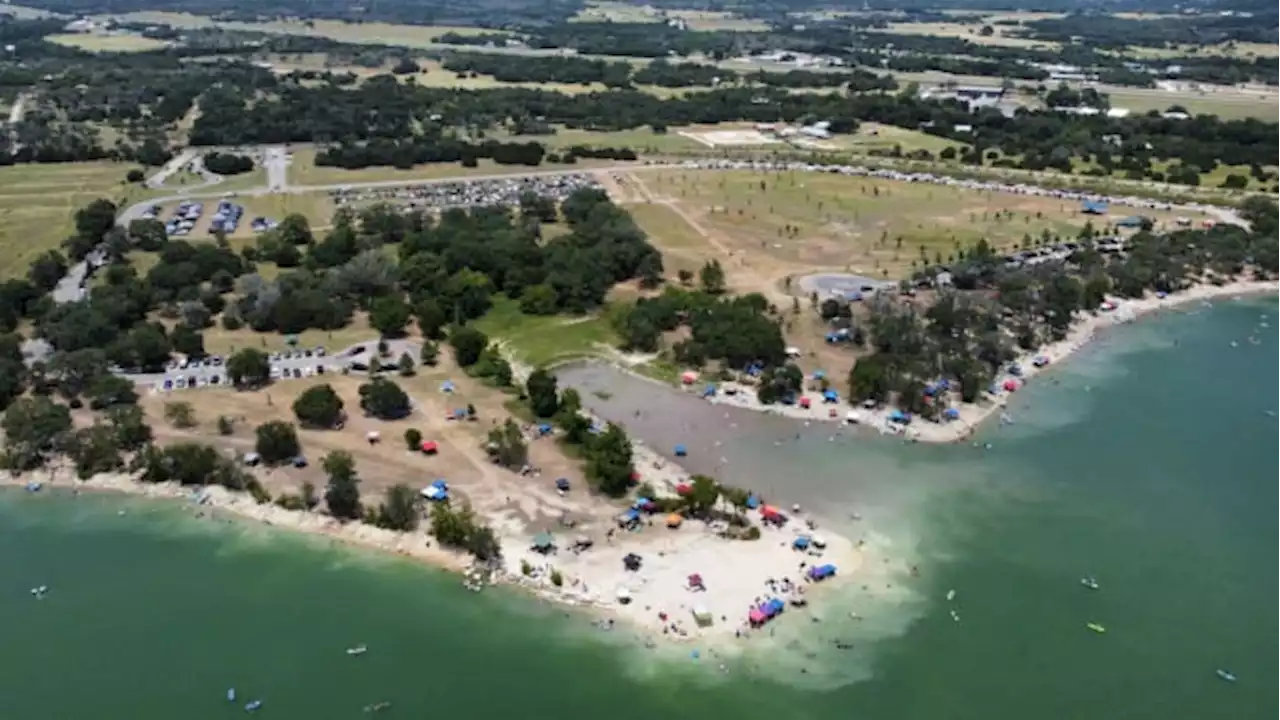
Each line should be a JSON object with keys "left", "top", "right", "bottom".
{"left": 628, "top": 173, "right": 793, "bottom": 303}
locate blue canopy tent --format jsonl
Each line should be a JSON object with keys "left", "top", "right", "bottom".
{"left": 792, "top": 536, "right": 811, "bottom": 550}
{"left": 812, "top": 370, "right": 826, "bottom": 381}
{"left": 537, "top": 423, "right": 553, "bottom": 436}
{"left": 634, "top": 497, "right": 651, "bottom": 509}
{"left": 702, "top": 384, "right": 717, "bottom": 398}
{"left": 888, "top": 410, "right": 911, "bottom": 424}
{"left": 618, "top": 509, "right": 641, "bottom": 526}
{"left": 767, "top": 598, "right": 786, "bottom": 615}
{"left": 942, "top": 407, "right": 961, "bottom": 421}
{"left": 674, "top": 444, "right": 688, "bottom": 457}
{"left": 440, "top": 380, "right": 456, "bottom": 393}
{"left": 745, "top": 494, "right": 761, "bottom": 510}
{"left": 822, "top": 389, "right": 839, "bottom": 403}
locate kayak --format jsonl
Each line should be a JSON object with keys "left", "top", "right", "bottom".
{"left": 1086, "top": 623, "right": 1107, "bottom": 634}
{"left": 245, "top": 700, "right": 263, "bottom": 712}
{"left": 347, "top": 644, "right": 368, "bottom": 656}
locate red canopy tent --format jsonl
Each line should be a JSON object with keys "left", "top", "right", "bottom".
{"left": 687, "top": 573, "right": 704, "bottom": 589}
{"left": 798, "top": 397, "right": 811, "bottom": 409}
{"left": 676, "top": 483, "right": 692, "bottom": 495}
{"left": 1002, "top": 379, "right": 1020, "bottom": 392}
{"left": 761, "top": 505, "right": 781, "bottom": 520}
{"left": 748, "top": 608, "right": 767, "bottom": 626}
{"left": 421, "top": 441, "right": 439, "bottom": 454}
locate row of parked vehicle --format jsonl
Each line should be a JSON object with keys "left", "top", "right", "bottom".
{"left": 164, "top": 201, "right": 203, "bottom": 237}
{"left": 209, "top": 200, "right": 246, "bottom": 234}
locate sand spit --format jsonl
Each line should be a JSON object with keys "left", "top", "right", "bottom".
{"left": 703, "top": 280, "right": 1278, "bottom": 443}
{"left": 2, "top": 449, "right": 863, "bottom": 651}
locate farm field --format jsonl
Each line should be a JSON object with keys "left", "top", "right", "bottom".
{"left": 625, "top": 169, "right": 1210, "bottom": 283}
{"left": 45, "top": 32, "right": 170, "bottom": 52}
{"left": 571, "top": 2, "right": 768, "bottom": 31}
{"left": 0, "top": 162, "right": 150, "bottom": 278}
{"left": 881, "top": 21, "right": 1058, "bottom": 50}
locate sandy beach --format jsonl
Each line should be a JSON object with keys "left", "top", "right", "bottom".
{"left": 701, "top": 280, "right": 1278, "bottom": 443}
{"left": 1, "top": 446, "right": 863, "bottom": 651}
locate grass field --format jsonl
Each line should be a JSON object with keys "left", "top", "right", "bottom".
{"left": 0, "top": 162, "right": 150, "bottom": 278}
{"left": 881, "top": 21, "right": 1058, "bottom": 50}
{"left": 473, "top": 296, "right": 618, "bottom": 367}
{"left": 111, "top": 11, "right": 507, "bottom": 48}
{"left": 625, "top": 202, "right": 717, "bottom": 278}
{"left": 46, "top": 33, "right": 170, "bottom": 53}
{"left": 571, "top": 2, "right": 768, "bottom": 31}
{"left": 1106, "top": 88, "right": 1280, "bottom": 122}
{"left": 632, "top": 169, "right": 1208, "bottom": 280}
{"left": 513, "top": 126, "right": 707, "bottom": 155}
{"left": 834, "top": 122, "right": 964, "bottom": 156}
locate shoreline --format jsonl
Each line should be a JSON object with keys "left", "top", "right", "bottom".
{"left": 0, "top": 451, "right": 865, "bottom": 654}
{"left": 699, "top": 280, "right": 1278, "bottom": 443}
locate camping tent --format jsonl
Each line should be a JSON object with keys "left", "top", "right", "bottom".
{"left": 674, "top": 444, "right": 688, "bottom": 457}
{"left": 537, "top": 423, "right": 553, "bottom": 436}
{"left": 555, "top": 478, "right": 571, "bottom": 492}
{"left": 702, "top": 385, "right": 717, "bottom": 398}
{"left": 823, "top": 389, "right": 839, "bottom": 403}
{"left": 888, "top": 410, "right": 911, "bottom": 424}
{"left": 680, "top": 371, "right": 698, "bottom": 385}
{"left": 1003, "top": 379, "right": 1020, "bottom": 392}
{"left": 532, "top": 533, "right": 554, "bottom": 552}
{"left": 618, "top": 509, "right": 641, "bottom": 526}
{"left": 748, "top": 608, "right": 767, "bottom": 626}
{"left": 666, "top": 513, "right": 683, "bottom": 528}
{"left": 942, "top": 407, "right": 961, "bottom": 421}
{"left": 792, "top": 536, "right": 811, "bottom": 550}
{"left": 761, "top": 505, "right": 783, "bottom": 522}
{"left": 798, "top": 397, "right": 811, "bottom": 409}
{"left": 745, "top": 494, "right": 761, "bottom": 510}
{"left": 421, "top": 440, "right": 439, "bottom": 454}
{"left": 440, "top": 380, "right": 455, "bottom": 393}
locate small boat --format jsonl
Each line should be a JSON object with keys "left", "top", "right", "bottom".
{"left": 1086, "top": 623, "right": 1107, "bottom": 634}
{"left": 1080, "top": 577, "right": 1099, "bottom": 590}
{"left": 945, "top": 589, "right": 956, "bottom": 602}
{"left": 364, "top": 701, "right": 392, "bottom": 713}
{"left": 1216, "top": 669, "right": 1237, "bottom": 683}
{"left": 346, "top": 644, "right": 368, "bottom": 656}
{"left": 227, "top": 688, "right": 236, "bottom": 702}
{"left": 244, "top": 700, "right": 263, "bottom": 712}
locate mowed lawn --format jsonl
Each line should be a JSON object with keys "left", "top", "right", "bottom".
{"left": 473, "top": 296, "right": 618, "bottom": 367}
{"left": 0, "top": 162, "right": 149, "bottom": 278}
{"left": 641, "top": 169, "right": 1204, "bottom": 277}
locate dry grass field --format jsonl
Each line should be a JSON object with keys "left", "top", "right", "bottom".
{"left": 152, "top": 193, "right": 336, "bottom": 240}
{"left": 46, "top": 32, "right": 170, "bottom": 52}
{"left": 623, "top": 168, "right": 1209, "bottom": 289}
{"left": 0, "top": 162, "right": 152, "bottom": 278}
{"left": 111, "top": 12, "right": 506, "bottom": 48}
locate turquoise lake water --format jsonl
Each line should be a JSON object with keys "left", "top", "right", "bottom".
{"left": 2, "top": 298, "right": 1275, "bottom": 719}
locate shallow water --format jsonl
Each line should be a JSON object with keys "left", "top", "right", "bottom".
{"left": 1, "top": 299, "right": 1275, "bottom": 719}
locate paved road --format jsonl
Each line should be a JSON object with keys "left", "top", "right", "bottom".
{"left": 263, "top": 146, "right": 290, "bottom": 191}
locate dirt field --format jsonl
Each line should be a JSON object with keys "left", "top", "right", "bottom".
{"left": 140, "top": 369, "right": 605, "bottom": 535}
{"left": 622, "top": 168, "right": 1209, "bottom": 289}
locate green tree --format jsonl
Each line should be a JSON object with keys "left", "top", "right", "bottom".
{"left": 525, "top": 368, "right": 560, "bottom": 418}
{"left": 106, "top": 404, "right": 153, "bottom": 451}
{"left": 322, "top": 450, "right": 362, "bottom": 520}
{"left": 65, "top": 423, "right": 124, "bottom": 479}
{"left": 377, "top": 483, "right": 421, "bottom": 531}
{"left": 684, "top": 474, "right": 721, "bottom": 517}
{"left": 584, "top": 422, "right": 634, "bottom": 497}
{"left": 449, "top": 326, "right": 489, "bottom": 367}
{"left": 370, "top": 294, "right": 412, "bottom": 338}
{"left": 275, "top": 213, "right": 314, "bottom": 246}
{"left": 255, "top": 421, "right": 301, "bottom": 464}
{"left": 519, "top": 283, "right": 558, "bottom": 315}
{"left": 2, "top": 396, "right": 72, "bottom": 472}
{"left": 486, "top": 418, "right": 529, "bottom": 469}
{"left": 698, "top": 259, "right": 727, "bottom": 294}
{"left": 404, "top": 427, "right": 423, "bottom": 451}
{"left": 227, "top": 348, "right": 271, "bottom": 388}
{"left": 292, "top": 384, "right": 345, "bottom": 429}
{"left": 358, "top": 378, "right": 411, "bottom": 420}
{"left": 397, "top": 352, "right": 416, "bottom": 377}
{"left": 419, "top": 341, "right": 440, "bottom": 366}
{"left": 413, "top": 297, "right": 447, "bottom": 339}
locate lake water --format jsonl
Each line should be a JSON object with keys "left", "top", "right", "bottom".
{"left": 2, "top": 298, "right": 1275, "bottom": 719}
